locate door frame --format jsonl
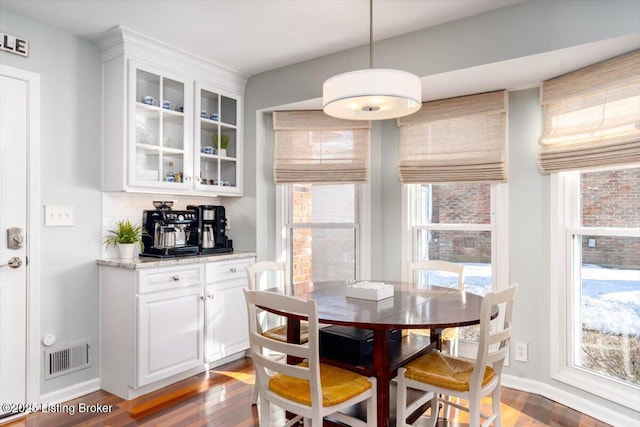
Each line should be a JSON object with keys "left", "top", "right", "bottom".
{"left": 1, "top": 64, "right": 41, "bottom": 403}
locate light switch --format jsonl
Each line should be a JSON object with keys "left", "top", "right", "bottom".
{"left": 44, "top": 205, "right": 75, "bottom": 226}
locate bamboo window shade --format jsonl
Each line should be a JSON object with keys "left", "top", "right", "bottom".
{"left": 538, "top": 50, "right": 640, "bottom": 173}
{"left": 397, "top": 90, "right": 508, "bottom": 184}
{"left": 273, "top": 111, "right": 371, "bottom": 184}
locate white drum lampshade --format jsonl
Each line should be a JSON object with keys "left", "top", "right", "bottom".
{"left": 323, "top": 68, "right": 422, "bottom": 120}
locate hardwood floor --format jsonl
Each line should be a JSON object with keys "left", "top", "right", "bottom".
{"left": 4, "top": 357, "right": 610, "bottom": 427}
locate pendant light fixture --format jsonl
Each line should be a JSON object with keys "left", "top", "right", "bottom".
{"left": 322, "top": 0, "right": 422, "bottom": 120}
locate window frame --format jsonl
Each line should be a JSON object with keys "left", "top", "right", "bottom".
{"left": 275, "top": 182, "right": 371, "bottom": 283}
{"left": 402, "top": 182, "right": 509, "bottom": 357}
{"left": 549, "top": 169, "right": 640, "bottom": 411}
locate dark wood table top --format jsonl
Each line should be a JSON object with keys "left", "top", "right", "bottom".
{"left": 290, "top": 280, "right": 488, "bottom": 330}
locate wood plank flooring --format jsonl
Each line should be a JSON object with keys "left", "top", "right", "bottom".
{"left": 4, "top": 357, "right": 610, "bottom": 427}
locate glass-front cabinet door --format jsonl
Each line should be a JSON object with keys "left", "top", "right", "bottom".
{"left": 129, "top": 63, "right": 193, "bottom": 190}
{"left": 194, "top": 82, "right": 242, "bottom": 195}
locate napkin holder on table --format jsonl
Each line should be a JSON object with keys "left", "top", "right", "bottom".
{"left": 346, "top": 281, "right": 394, "bottom": 301}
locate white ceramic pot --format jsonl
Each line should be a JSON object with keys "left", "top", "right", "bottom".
{"left": 117, "top": 243, "right": 136, "bottom": 259}
{"left": 218, "top": 148, "right": 227, "bottom": 157}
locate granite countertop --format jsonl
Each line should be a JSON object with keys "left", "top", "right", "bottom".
{"left": 97, "top": 251, "right": 257, "bottom": 269}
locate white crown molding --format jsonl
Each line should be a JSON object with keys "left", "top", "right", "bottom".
{"left": 503, "top": 374, "right": 638, "bottom": 427}
{"left": 95, "top": 25, "right": 248, "bottom": 94}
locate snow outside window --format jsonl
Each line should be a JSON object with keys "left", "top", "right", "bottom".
{"left": 550, "top": 166, "right": 640, "bottom": 411}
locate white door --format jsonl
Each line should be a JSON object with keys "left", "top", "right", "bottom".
{"left": 0, "top": 73, "right": 28, "bottom": 416}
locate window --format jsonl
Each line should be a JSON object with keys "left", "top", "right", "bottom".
{"left": 278, "top": 183, "right": 367, "bottom": 284}
{"left": 550, "top": 166, "right": 640, "bottom": 410}
{"left": 406, "top": 182, "right": 508, "bottom": 348}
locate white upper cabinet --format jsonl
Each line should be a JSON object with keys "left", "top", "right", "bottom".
{"left": 194, "top": 82, "right": 243, "bottom": 195}
{"left": 99, "top": 26, "right": 247, "bottom": 196}
{"left": 129, "top": 62, "right": 193, "bottom": 190}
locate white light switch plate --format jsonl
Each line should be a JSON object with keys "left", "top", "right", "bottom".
{"left": 45, "top": 205, "right": 75, "bottom": 226}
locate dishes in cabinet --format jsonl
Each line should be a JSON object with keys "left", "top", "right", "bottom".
{"left": 136, "top": 121, "right": 151, "bottom": 145}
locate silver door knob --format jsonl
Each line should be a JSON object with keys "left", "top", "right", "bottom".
{"left": 0, "top": 257, "right": 22, "bottom": 269}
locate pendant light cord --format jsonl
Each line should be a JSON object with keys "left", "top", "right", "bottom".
{"left": 369, "top": 0, "right": 373, "bottom": 69}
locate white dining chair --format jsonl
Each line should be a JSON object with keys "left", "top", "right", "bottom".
{"left": 246, "top": 261, "right": 310, "bottom": 342}
{"left": 245, "top": 261, "right": 309, "bottom": 405}
{"left": 244, "top": 289, "right": 377, "bottom": 427}
{"left": 409, "top": 260, "right": 465, "bottom": 356}
{"left": 395, "top": 283, "right": 519, "bottom": 427}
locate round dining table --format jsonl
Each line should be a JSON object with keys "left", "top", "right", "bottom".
{"left": 278, "top": 280, "right": 495, "bottom": 427}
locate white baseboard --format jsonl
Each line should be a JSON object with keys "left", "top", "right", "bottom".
{"left": 502, "top": 374, "right": 638, "bottom": 427}
{"left": 39, "top": 378, "right": 101, "bottom": 405}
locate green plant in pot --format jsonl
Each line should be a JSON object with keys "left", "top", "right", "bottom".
{"left": 104, "top": 219, "right": 146, "bottom": 259}
{"left": 213, "top": 133, "right": 229, "bottom": 157}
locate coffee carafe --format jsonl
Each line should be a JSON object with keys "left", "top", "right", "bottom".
{"left": 202, "top": 225, "right": 214, "bottom": 248}
{"left": 159, "top": 226, "right": 176, "bottom": 248}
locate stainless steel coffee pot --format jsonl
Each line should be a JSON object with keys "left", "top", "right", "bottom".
{"left": 160, "top": 227, "right": 176, "bottom": 248}
{"left": 202, "top": 225, "right": 214, "bottom": 248}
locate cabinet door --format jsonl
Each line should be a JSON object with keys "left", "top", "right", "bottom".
{"left": 129, "top": 61, "right": 194, "bottom": 190}
{"left": 205, "top": 279, "right": 249, "bottom": 363}
{"left": 137, "top": 285, "right": 204, "bottom": 386}
{"left": 194, "top": 82, "right": 243, "bottom": 196}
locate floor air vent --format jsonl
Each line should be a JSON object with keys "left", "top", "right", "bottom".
{"left": 44, "top": 341, "right": 92, "bottom": 379}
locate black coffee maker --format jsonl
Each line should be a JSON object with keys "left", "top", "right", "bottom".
{"left": 187, "top": 205, "right": 233, "bottom": 254}
{"left": 141, "top": 202, "right": 200, "bottom": 258}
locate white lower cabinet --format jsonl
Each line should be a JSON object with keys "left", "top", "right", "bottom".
{"left": 100, "top": 255, "right": 254, "bottom": 400}
{"left": 205, "top": 279, "right": 249, "bottom": 363}
{"left": 204, "top": 258, "right": 253, "bottom": 364}
{"left": 137, "top": 285, "right": 204, "bottom": 386}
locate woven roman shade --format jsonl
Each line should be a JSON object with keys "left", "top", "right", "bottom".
{"left": 397, "top": 91, "right": 507, "bottom": 183}
{"left": 538, "top": 50, "right": 640, "bottom": 173}
{"left": 273, "top": 111, "right": 370, "bottom": 184}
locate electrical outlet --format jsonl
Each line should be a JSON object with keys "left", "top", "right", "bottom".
{"left": 45, "top": 205, "right": 75, "bottom": 226}
{"left": 515, "top": 341, "right": 528, "bottom": 362}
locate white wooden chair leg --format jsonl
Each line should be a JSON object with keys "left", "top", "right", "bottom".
{"left": 367, "top": 378, "right": 377, "bottom": 427}
{"left": 493, "top": 386, "right": 502, "bottom": 427}
{"left": 396, "top": 368, "right": 407, "bottom": 426}
{"left": 251, "top": 376, "right": 259, "bottom": 405}
{"left": 259, "top": 399, "right": 270, "bottom": 427}
{"left": 428, "top": 395, "right": 439, "bottom": 427}
{"left": 468, "top": 398, "right": 481, "bottom": 427}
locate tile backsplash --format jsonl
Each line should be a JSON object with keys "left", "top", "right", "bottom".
{"left": 101, "top": 192, "right": 221, "bottom": 258}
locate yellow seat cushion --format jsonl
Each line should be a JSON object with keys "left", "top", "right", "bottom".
{"left": 404, "top": 351, "right": 494, "bottom": 392}
{"left": 269, "top": 362, "right": 372, "bottom": 407}
{"left": 262, "top": 322, "right": 309, "bottom": 344}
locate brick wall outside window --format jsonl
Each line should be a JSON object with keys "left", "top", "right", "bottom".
{"left": 581, "top": 168, "right": 640, "bottom": 268}
{"left": 292, "top": 185, "right": 312, "bottom": 284}
{"left": 428, "top": 183, "right": 492, "bottom": 263}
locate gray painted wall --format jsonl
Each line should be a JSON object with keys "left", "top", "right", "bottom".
{"left": 0, "top": 10, "right": 102, "bottom": 394}
{"left": 244, "top": 0, "right": 640, "bottom": 420}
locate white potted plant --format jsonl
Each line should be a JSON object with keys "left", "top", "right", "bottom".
{"left": 213, "top": 133, "right": 229, "bottom": 157}
{"left": 104, "top": 219, "right": 146, "bottom": 259}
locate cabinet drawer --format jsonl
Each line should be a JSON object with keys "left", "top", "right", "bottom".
{"left": 138, "top": 265, "right": 204, "bottom": 293}
{"left": 205, "top": 257, "right": 254, "bottom": 283}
